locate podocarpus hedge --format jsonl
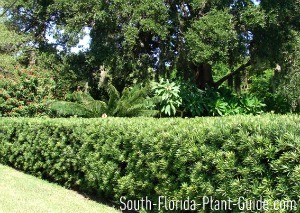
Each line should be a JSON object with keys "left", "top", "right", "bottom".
{"left": 1, "top": 115, "right": 300, "bottom": 212}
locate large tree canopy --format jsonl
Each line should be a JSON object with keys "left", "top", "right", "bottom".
{"left": 0, "top": 5, "right": 30, "bottom": 71}
{"left": 2, "top": 0, "right": 300, "bottom": 91}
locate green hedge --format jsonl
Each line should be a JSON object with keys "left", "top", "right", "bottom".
{"left": 1, "top": 115, "right": 300, "bottom": 212}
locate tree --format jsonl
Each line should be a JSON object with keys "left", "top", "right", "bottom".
{"left": 273, "top": 31, "right": 300, "bottom": 112}
{"left": 0, "top": 9, "right": 28, "bottom": 71}
{"left": 4, "top": 0, "right": 300, "bottom": 93}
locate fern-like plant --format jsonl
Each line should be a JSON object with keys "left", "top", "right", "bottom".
{"left": 49, "top": 84, "right": 158, "bottom": 117}
{"left": 113, "top": 84, "right": 158, "bottom": 117}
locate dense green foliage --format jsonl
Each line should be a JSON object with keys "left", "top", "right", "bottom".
{"left": 1, "top": 115, "right": 300, "bottom": 212}
{"left": 0, "top": 13, "right": 29, "bottom": 71}
{"left": 178, "top": 82, "right": 266, "bottom": 116}
{"left": 49, "top": 83, "right": 158, "bottom": 117}
{"left": 152, "top": 79, "right": 182, "bottom": 116}
{"left": 0, "top": 0, "right": 299, "bottom": 115}
{"left": 0, "top": 66, "right": 55, "bottom": 117}
{"left": 0, "top": 1, "right": 299, "bottom": 118}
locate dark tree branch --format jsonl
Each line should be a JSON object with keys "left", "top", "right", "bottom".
{"left": 214, "top": 60, "right": 251, "bottom": 88}
{"left": 0, "top": 0, "right": 18, "bottom": 17}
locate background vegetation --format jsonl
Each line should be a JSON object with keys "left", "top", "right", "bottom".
{"left": 0, "top": 0, "right": 299, "bottom": 117}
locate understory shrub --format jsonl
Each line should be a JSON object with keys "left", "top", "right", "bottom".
{"left": 207, "top": 91, "right": 266, "bottom": 116}
{"left": 0, "top": 66, "right": 55, "bottom": 117}
{"left": 49, "top": 83, "right": 157, "bottom": 117}
{"left": 0, "top": 115, "right": 300, "bottom": 212}
{"left": 179, "top": 84, "right": 266, "bottom": 117}
{"left": 151, "top": 78, "right": 182, "bottom": 116}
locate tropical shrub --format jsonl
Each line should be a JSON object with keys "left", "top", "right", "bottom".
{"left": 239, "top": 94, "right": 266, "bottom": 114}
{"left": 0, "top": 66, "right": 55, "bottom": 117}
{"left": 151, "top": 78, "right": 182, "bottom": 116}
{"left": 49, "top": 84, "right": 158, "bottom": 117}
{"left": 177, "top": 83, "right": 265, "bottom": 117}
{"left": 250, "top": 68, "right": 300, "bottom": 114}
{"left": 208, "top": 91, "right": 265, "bottom": 116}
{"left": 0, "top": 115, "right": 300, "bottom": 212}
{"left": 178, "top": 81, "right": 206, "bottom": 117}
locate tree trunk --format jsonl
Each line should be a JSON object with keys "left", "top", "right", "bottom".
{"left": 228, "top": 75, "right": 233, "bottom": 88}
{"left": 195, "top": 63, "right": 214, "bottom": 89}
{"left": 234, "top": 73, "right": 241, "bottom": 93}
{"left": 192, "top": 61, "right": 251, "bottom": 90}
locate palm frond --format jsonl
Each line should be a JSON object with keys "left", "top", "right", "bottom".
{"left": 49, "top": 83, "right": 157, "bottom": 118}
{"left": 113, "top": 84, "right": 158, "bottom": 117}
{"left": 85, "top": 100, "right": 107, "bottom": 117}
{"left": 107, "top": 83, "right": 120, "bottom": 114}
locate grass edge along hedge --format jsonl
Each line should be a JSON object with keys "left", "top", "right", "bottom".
{"left": 1, "top": 115, "right": 300, "bottom": 212}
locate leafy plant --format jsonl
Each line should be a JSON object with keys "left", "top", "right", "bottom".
{"left": 0, "top": 66, "right": 55, "bottom": 117}
{"left": 239, "top": 94, "right": 266, "bottom": 115}
{"left": 250, "top": 68, "right": 300, "bottom": 114}
{"left": 209, "top": 98, "right": 230, "bottom": 116}
{"left": 49, "top": 84, "right": 158, "bottom": 117}
{"left": 151, "top": 78, "right": 182, "bottom": 116}
{"left": 178, "top": 81, "right": 206, "bottom": 117}
{"left": 207, "top": 89, "right": 265, "bottom": 116}
{"left": 113, "top": 84, "right": 158, "bottom": 117}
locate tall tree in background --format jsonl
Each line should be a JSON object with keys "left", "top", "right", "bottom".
{"left": 3, "top": 0, "right": 300, "bottom": 93}
{"left": 0, "top": 0, "right": 30, "bottom": 72}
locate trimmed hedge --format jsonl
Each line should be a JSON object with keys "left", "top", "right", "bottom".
{"left": 1, "top": 115, "right": 300, "bottom": 212}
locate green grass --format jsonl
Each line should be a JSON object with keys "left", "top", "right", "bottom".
{"left": 0, "top": 164, "right": 121, "bottom": 213}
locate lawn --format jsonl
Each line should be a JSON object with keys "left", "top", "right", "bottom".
{"left": 0, "top": 164, "right": 120, "bottom": 213}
